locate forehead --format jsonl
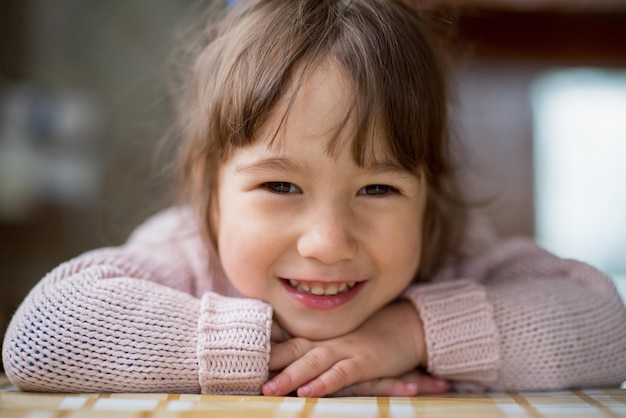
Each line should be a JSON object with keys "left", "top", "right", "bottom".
{"left": 263, "top": 60, "right": 352, "bottom": 141}
{"left": 248, "top": 59, "right": 401, "bottom": 170}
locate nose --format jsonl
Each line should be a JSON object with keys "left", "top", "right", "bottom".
{"left": 296, "top": 203, "right": 358, "bottom": 264}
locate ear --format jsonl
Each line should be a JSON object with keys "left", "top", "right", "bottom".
{"left": 207, "top": 165, "right": 221, "bottom": 244}
{"left": 209, "top": 192, "right": 219, "bottom": 240}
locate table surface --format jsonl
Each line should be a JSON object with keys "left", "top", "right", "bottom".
{"left": 1, "top": 374, "right": 625, "bottom": 418}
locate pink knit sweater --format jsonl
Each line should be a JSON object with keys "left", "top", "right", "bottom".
{"left": 3, "top": 207, "right": 626, "bottom": 394}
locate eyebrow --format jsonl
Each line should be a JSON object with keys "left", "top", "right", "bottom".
{"left": 234, "top": 157, "right": 303, "bottom": 175}
{"left": 235, "top": 156, "right": 417, "bottom": 178}
{"left": 363, "top": 161, "right": 415, "bottom": 177}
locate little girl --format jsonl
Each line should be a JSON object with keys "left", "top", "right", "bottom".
{"left": 3, "top": 0, "right": 626, "bottom": 397}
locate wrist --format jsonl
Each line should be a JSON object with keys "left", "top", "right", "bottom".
{"left": 398, "top": 301, "right": 428, "bottom": 368}
{"left": 378, "top": 301, "right": 427, "bottom": 369}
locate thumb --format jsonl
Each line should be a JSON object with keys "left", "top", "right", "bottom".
{"left": 331, "top": 378, "right": 419, "bottom": 397}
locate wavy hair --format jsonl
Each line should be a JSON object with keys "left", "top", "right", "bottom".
{"left": 176, "top": 0, "right": 466, "bottom": 280}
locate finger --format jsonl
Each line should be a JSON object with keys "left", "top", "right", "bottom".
{"left": 264, "top": 346, "right": 339, "bottom": 396}
{"left": 296, "top": 358, "right": 364, "bottom": 398}
{"left": 269, "top": 337, "right": 312, "bottom": 371}
{"left": 398, "top": 371, "right": 450, "bottom": 394}
{"left": 331, "top": 378, "right": 419, "bottom": 397}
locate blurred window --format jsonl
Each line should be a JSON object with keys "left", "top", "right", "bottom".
{"left": 532, "top": 69, "right": 626, "bottom": 300}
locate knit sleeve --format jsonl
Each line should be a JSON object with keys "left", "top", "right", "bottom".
{"left": 2, "top": 246, "right": 272, "bottom": 394}
{"left": 403, "top": 238, "right": 626, "bottom": 391}
{"left": 197, "top": 293, "right": 272, "bottom": 394}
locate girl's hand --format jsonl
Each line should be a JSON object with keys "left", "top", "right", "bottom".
{"left": 331, "top": 371, "right": 450, "bottom": 397}
{"left": 263, "top": 301, "right": 428, "bottom": 397}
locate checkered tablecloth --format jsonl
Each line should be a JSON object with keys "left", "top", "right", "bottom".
{"left": 1, "top": 381, "right": 625, "bottom": 418}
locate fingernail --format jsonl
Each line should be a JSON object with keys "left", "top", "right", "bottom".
{"left": 435, "top": 379, "right": 449, "bottom": 389}
{"left": 406, "top": 382, "right": 419, "bottom": 394}
{"left": 264, "top": 381, "right": 277, "bottom": 395}
{"left": 298, "top": 384, "right": 312, "bottom": 397}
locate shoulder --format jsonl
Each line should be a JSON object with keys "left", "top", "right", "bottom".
{"left": 441, "top": 235, "right": 614, "bottom": 287}
{"left": 123, "top": 206, "right": 229, "bottom": 295}
{"left": 126, "top": 206, "right": 200, "bottom": 248}
{"left": 41, "top": 206, "right": 205, "bottom": 288}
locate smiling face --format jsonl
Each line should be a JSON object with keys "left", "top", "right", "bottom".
{"left": 214, "top": 61, "right": 426, "bottom": 340}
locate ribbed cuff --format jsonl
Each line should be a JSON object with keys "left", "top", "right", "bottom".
{"left": 197, "top": 293, "right": 273, "bottom": 394}
{"left": 403, "top": 279, "right": 500, "bottom": 383}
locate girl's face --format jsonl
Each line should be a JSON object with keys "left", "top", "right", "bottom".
{"left": 215, "top": 61, "right": 426, "bottom": 340}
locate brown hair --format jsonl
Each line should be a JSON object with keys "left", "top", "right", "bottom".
{"left": 176, "top": 0, "right": 466, "bottom": 281}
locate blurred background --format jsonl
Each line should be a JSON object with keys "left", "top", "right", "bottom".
{"left": 1, "top": 0, "right": 626, "bottom": 371}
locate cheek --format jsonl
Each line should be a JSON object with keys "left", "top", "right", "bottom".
{"left": 216, "top": 205, "right": 291, "bottom": 300}
{"left": 385, "top": 239, "right": 421, "bottom": 289}
{"left": 373, "top": 210, "right": 423, "bottom": 286}
{"left": 217, "top": 218, "right": 267, "bottom": 298}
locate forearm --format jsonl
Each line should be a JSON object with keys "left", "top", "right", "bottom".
{"left": 485, "top": 276, "right": 626, "bottom": 391}
{"left": 2, "top": 258, "right": 273, "bottom": 394}
{"left": 403, "top": 238, "right": 626, "bottom": 391}
{"left": 2, "top": 271, "right": 202, "bottom": 393}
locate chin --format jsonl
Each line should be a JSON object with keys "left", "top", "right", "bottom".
{"left": 281, "top": 318, "right": 361, "bottom": 341}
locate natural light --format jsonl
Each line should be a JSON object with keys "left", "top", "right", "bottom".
{"left": 532, "top": 69, "right": 626, "bottom": 301}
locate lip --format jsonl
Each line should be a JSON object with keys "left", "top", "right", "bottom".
{"left": 280, "top": 278, "right": 366, "bottom": 310}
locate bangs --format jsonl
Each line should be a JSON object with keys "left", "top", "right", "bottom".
{"left": 253, "top": 59, "right": 414, "bottom": 174}
{"left": 178, "top": 0, "right": 463, "bottom": 279}
{"left": 204, "top": 0, "right": 446, "bottom": 180}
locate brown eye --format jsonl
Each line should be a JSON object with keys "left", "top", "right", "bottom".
{"left": 358, "top": 184, "right": 397, "bottom": 196}
{"left": 264, "top": 182, "right": 301, "bottom": 194}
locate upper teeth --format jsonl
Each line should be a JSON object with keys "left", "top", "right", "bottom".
{"left": 288, "top": 279, "right": 356, "bottom": 296}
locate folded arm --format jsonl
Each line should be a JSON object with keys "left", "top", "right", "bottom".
{"left": 2, "top": 246, "right": 272, "bottom": 394}
{"left": 404, "top": 238, "right": 626, "bottom": 391}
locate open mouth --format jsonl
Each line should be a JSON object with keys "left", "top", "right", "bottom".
{"left": 280, "top": 278, "right": 365, "bottom": 310}
{"left": 286, "top": 279, "right": 357, "bottom": 296}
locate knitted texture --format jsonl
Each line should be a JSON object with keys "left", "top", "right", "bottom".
{"left": 3, "top": 207, "right": 626, "bottom": 393}
{"left": 3, "top": 258, "right": 202, "bottom": 392}
{"left": 2, "top": 208, "right": 273, "bottom": 394}
{"left": 197, "top": 293, "right": 272, "bottom": 394}
{"left": 403, "top": 279, "right": 500, "bottom": 384}
{"left": 403, "top": 238, "right": 626, "bottom": 391}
